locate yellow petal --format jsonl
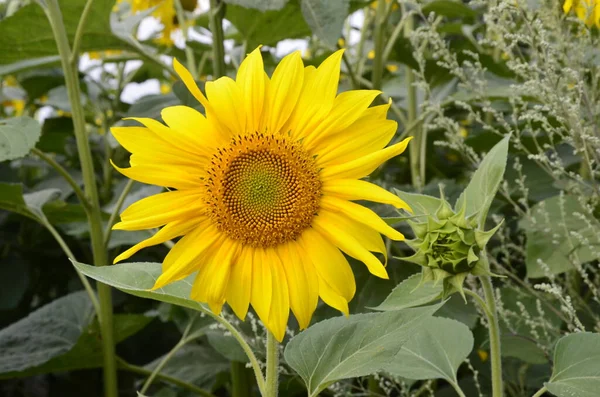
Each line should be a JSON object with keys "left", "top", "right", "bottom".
{"left": 153, "top": 224, "right": 221, "bottom": 289}
{"left": 313, "top": 210, "right": 389, "bottom": 279}
{"left": 236, "top": 47, "right": 265, "bottom": 133}
{"left": 304, "top": 90, "right": 382, "bottom": 149}
{"left": 321, "top": 196, "right": 405, "bottom": 241}
{"left": 205, "top": 76, "right": 246, "bottom": 135}
{"left": 323, "top": 179, "right": 411, "bottom": 210}
{"left": 563, "top": 0, "right": 574, "bottom": 13}
{"left": 251, "top": 248, "right": 272, "bottom": 326}
{"left": 160, "top": 105, "right": 227, "bottom": 154}
{"left": 226, "top": 247, "right": 254, "bottom": 320}
{"left": 321, "top": 137, "right": 412, "bottom": 181}
{"left": 111, "top": 160, "right": 204, "bottom": 190}
{"left": 267, "top": 251, "right": 290, "bottom": 342}
{"left": 263, "top": 51, "right": 304, "bottom": 134}
{"left": 318, "top": 277, "right": 349, "bottom": 316}
{"left": 287, "top": 50, "right": 344, "bottom": 140}
{"left": 113, "top": 217, "right": 204, "bottom": 263}
{"left": 277, "top": 242, "right": 318, "bottom": 330}
{"left": 315, "top": 118, "right": 397, "bottom": 166}
{"left": 191, "top": 239, "right": 239, "bottom": 314}
{"left": 173, "top": 58, "right": 210, "bottom": 110}
{"left": 299, "top": 228, "right": 356, "bottom": 301}
{"left": 114, "top": 190, "right": 203, "bottom": 231}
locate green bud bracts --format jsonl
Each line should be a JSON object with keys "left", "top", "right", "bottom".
{"left": 403, "top": 190, "right": 502, "bottom": 299}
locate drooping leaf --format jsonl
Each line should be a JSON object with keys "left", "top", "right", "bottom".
{"left": 370, "top": 274, "right": 442, "bottom": 311}
{"left": 520, "top": 194, "right": 600, "bottom": 278}
{"left": 300, "top": 0, "right": 349, "bottom": 48}
{"left": 284, "top": 303, "right": 442, "bottom": 397}
{"left": 382, "top": 317, "right": 474, "bottom": 386}
{"left": 0, "top": 183, "right": 36, "bottom": 220}
{"left": 223, "top": 0, "right": 288, "bottom": 11}
{"left": 0, "top": 291, "right": 94, "bottom": 374}
{"left": 0, "top": 117, "right": 42, "bottom": 162}
{"left": 73, "top": 261, "right": 209, "bottom": 313}
{"left": 546, "top": 332, "right": 600, "bottom": 397}
{"left": 455, "top": 135, "right": 510, "bottom": 223}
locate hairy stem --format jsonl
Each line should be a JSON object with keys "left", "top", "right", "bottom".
{"left": 43, "top": 1, "right": 117, "bottom": 396}
{"left": 209, "top": 0, "right": 226, "bottom": 78}
{"left": 404, "top": 14, "right": 421, "bottom": 189}
{"left": 265, "top": 331, "right": 279, "bottom": 397}
{"left": 480, "top": 275, "right": 504, "bottom": 397}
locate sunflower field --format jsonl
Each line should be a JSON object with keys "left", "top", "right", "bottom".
{"left": 1, "top": 0, "right": 600, "bottom": 396}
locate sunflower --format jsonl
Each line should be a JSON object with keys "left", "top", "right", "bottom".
{"left": 563, "top": 0, "right": 600, "bottom": 28}
{"left": 111, "top": 48, "right": 411, "bottom": 341}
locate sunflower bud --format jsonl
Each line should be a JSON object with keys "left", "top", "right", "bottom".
{"left": 403, "top": 191, "right": 501, "bottom": 299}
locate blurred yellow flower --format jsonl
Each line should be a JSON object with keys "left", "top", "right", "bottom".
{"left": 367, "top": 49, "right": 375, "bottom": 59}
{"left": 88, "top": 50, "right": 123, "bottom": 60}
{"left": 370, "top": 0, "right": 398, "bottom": 10}
{"left": 338, "top": 38, "right": 345, "bottom": 48}
{"left": 563, "top": 0, "right": 600, "bottom": 28}
{"left": 160, "top": 83, "right": 172, "bottom": 94}
{"left": 385, "top": 64, "right": 398, "bottom": 73}
{"left": 478, "top": 349, "right": 489, "bottom": 362}
{"left": 129, "top": 0, "right": 198, "bottom": 46}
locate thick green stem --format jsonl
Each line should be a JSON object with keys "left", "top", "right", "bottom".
{"left": 174, "top": 0, "right": 198, "bottom": 78}
{"left": 480, "top": 276, "right": 504, "bottom": 397}
{"left": 531, "top": 386, "right": 548, "bottom": 397}
{"left": 43, "top": 2, "right": 117, "bottom": 396}
{"left": 405, "top": 14, "right": 421, "bottom": 189}
{"left": 371, "top": 0, "right": 387, "bottom": 90}
{"left": 265, "top": 331, "right": 279, "bottom": 397}
{"left": 209, "top": 0, "right": 226, "bottom": 78}
{"left": 231, "top": 361, "right": 252, "bottom": 397}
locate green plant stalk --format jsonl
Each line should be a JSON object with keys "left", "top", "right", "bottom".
{"left": 265, "top": 331, "right": 279, "bottom": 397}
{"left": 404, "top": 15, "right": 421, "bottom": 189}
{"left": 531, "top": 386, "right": 548, "bottom": 397}
{"left": 480, "top": 275, "right": 504, "bottom": 397}
{"left": 174, "top": 0, "right": 198, "bottom": 79}
{"left": 43, "top": 2, "right": 118, "bottom": 397}
{"left": 209, "top": 0, "right": 226, "bottom": 78}
{"left": 140, "top": 339, "right": 186, "bottom": 394}
{"left": 371, "top": 0, "right": 387, "bottom": 90}
{"left": 117, "top": 358, "right": 217, "bottom": 397}
{"left": 104, "top": 179, "right": 135, "bottom": 247}
{"left": 231, "top": 361, "right": 251, "bottom": 397}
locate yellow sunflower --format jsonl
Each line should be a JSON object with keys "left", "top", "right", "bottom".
{"left": 111, "top": 48, "right": 411, "bottom": 341}
{"left": 563, "top": 0, "right": 600, "bottom": 27}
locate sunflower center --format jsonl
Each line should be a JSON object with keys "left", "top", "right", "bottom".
{"left": 205, "top": 132, "right": 321, "bottom": 247}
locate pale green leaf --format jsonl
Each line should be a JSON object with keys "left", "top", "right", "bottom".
{"left": 455, "top": 135, "right": 510, "bottom": 223}
{"left": 370, "top": 274, "right": 442, "bottom": 311}
{"left": 546, "top": 332, "right": 600, "bottom": 397}
{"left": 223, "top": 0, "right": 288, "bottom": 11}
{"left": 284, "top": 303, "right": 442, "bottom": 396}
{"left": 382, "top": 317, "right": 474, "bottom": 385}
{"left": 300, "top": 0, "right": 349, "bottom": 48}
{"left": 0, "top": 117, "right": 42, "bottom": 162}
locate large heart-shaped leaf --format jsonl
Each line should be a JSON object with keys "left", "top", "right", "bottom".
{"left": 370, "top": 274, "right": 442, "bottom": 311}
{"left": 0, "top": 117, "right": 42, "bottom": 162}
{"left": 284, "top": 303, "right": 443, "bottom": 396}
{"left": 545, "top": 332, "right": 600, "bottom": 397}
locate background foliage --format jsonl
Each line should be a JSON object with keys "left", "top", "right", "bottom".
{"left": 1, "top": 0, "right": 599, "bottom": 396}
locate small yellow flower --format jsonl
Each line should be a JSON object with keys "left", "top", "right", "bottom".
{"left": 478, "top": 349, "right": 489, "bottom": 362}
{"left": 385, "top": 64, "right": 399, "bottom": 73}
{"left": 88, "top": 50, "right": 123, "bottom": 60}
{"left": 367, "top": 49, "right": 375, "bottom": 59}
{"left": 338, "top": 38, "right": 346, "bottom": 48}
{"left": 129, "top": 0, "right": 198, "bottom": 46}
{"left": 160, "top": 83, "right": 172, "bottom": 94}
{"left": 459, "top": 127, "right": 468, "bottom": 138}
{"left": 563, "top": 0, "right": 600, "bottom": 28}
{"left": 2, "top": 99, "right": 25, "bottom": 116}
{"left": 111, "top": 48, "right": 411, "bottom": 341}
{"left": 370, "top": 0, "right": 399, "bottom": 11}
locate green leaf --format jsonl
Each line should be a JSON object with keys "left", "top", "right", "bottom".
{"left": 370, "top": 274, "right": 442, "bottom": 311}
{"left": 382, "top": 317, "right": 473, "bottom": 385}
{"left": 393, "top": 189, "right": 442, "bottom": 218}
{"left": 300, "top": 0, "right": 349, "bottom": 48}
{"left": 456, "top": 135, "right": 510, "bottom": 223}
{"left": 421, "top": 1, "right": 478, "bottom": 19}
{"left": 145, "top": 344, "right": 230, "bottom": 385}
{"left": 223, "top": 0, "right": 288, "bottom": 11}
{"left": 500, "top": 334, "right": 548, "bottom": 365}
{"left": 226, "top": 3, "right": 311, "bottom": 49}
{"left": 206, "top": 330, "right": 249, "bottom": 363}
{"left": 0, "top": 313, "right": 153, "bottom": 379}
{"left": 73, "top": 261, "right": 209, "bottom": 313}
{"left": 0, "top": 183, "right": 36, "bottom": 220}
{"left": 0, "top": 117, "right": 42, "bottom": 162}
{"left": 23, "top": 189, "right": 61, "bottom": 220}
{"left": 0, "top": 0, "right": 127, "bottom": 65}
{"left": 284, "top": 303, "right": 442, "bottom": 397}
{"left": 546, "top": 332, "right": 600, "bottom": 397}
{"left": 520, "top": 194, "right": 600, "bottom": 278}
{"left": 0, "top": 56, "right": 61, "bottom": 75}
{"left": 0, "top": 291, "right": 94, "bottom": 374}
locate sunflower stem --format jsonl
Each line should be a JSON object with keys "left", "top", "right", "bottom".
{"left": 209, "top": 0, "right": 226, "bottom": 78}
{"left": 265, "top": 331, "right": 279, "bottom": 397}
{"left": 42, "top": 2, "right": 118, "bottom": 397}
{"left": 404, "top": 13, "right": 421, "bottom": 189}
{"left": 174, "top": 0, "right": 198, "bottom": 79}
{"left": 480, "top": 275, "right": 504, "bottom": 397}
{"left": 371, "top": 0, "right": 387, "bottom": 91}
